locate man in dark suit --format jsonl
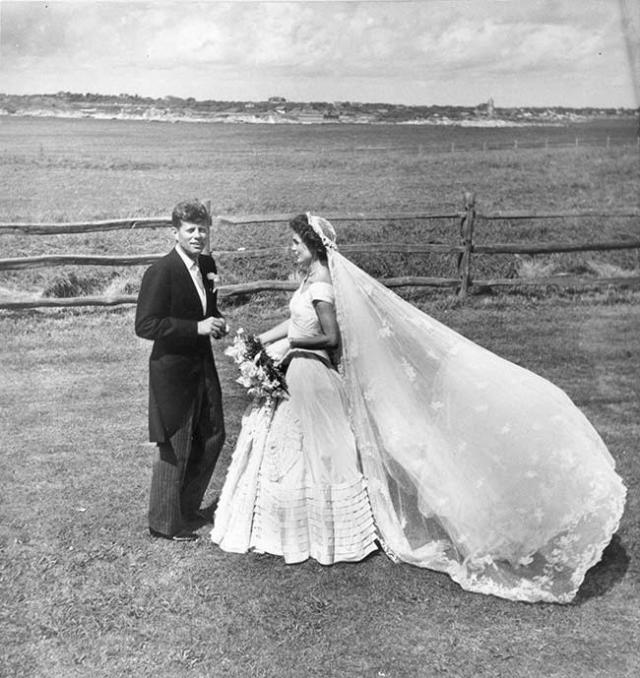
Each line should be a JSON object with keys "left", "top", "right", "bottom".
{"left": 135, "top": 199, "right": 227, "bottom": 541}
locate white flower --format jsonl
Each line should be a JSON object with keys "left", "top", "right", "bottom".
{"left": 378, "top": 324, "right": 392, "bottom": 338}
{"left": 226, "top": 328, "right": 288, "bottom": 401}
{"left": 400, "top": 358, "right": 416, "bottom": 382}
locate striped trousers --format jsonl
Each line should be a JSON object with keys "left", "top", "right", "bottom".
{"left": 148, "top": 372, "right": 225, "bottom": 536}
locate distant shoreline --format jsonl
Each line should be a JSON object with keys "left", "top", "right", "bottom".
{"left": 1, "top": 110, "right": 622, "bottom": 128}
{"left": 2, "top": 92, "right": 636, "bottom": 128}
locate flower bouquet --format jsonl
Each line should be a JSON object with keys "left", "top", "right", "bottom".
{"left": 225, "top": 329, "right": 288, "bottom": 401}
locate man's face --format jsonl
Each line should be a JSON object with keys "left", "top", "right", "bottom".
{"left": 173, "top": 220, "right": 209, "bottom": 259}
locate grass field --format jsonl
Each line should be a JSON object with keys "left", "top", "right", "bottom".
{"left": 1, "top": 117, "right": 638, "bottom": 220}
{"left": 1, "top": 117, "right": 639, "bottom": 302}
{"left": 1, "top": 291, "right": 639, "bottom": 678}
{"left": 1, "top": 117, "right": 639, "bottom": 677}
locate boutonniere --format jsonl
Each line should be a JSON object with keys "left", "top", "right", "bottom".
{"left": 206, "top": 272, "right": 220, "bottom": 290}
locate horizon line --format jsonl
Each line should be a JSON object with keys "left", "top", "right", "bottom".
{"left": 1, "top": 91, "right": 639, "bottom": 111}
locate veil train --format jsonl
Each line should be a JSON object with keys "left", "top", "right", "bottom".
{"left": 307, "top": 215, "right": 626, "bottom": 603}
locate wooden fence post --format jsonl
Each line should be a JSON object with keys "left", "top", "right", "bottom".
{"left": 457, "top": 191, "right": 476, "bottom": 299}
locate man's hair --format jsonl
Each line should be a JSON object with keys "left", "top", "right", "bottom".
{"left": 171, "top": 199, "right": 209, "bottom": 229}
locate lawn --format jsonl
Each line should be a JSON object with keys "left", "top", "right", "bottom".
{"left": 1, "top": 289, "right": 638, "bottom": 678}
{"left": 2, "top": 118, "right": 639, "bottom": 305}
{"left": 1, "top": 116, "right": 638, "bottom": 676}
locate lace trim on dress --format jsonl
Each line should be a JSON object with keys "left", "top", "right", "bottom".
{"left": 325, "top": 245, "right": 627, "bottom": 603}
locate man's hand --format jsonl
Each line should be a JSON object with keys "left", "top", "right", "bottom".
{"left": 198, "top": 316, "right": 229, "bottom": 339}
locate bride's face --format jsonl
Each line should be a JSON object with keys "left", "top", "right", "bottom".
{"left": 291, "top": 232, "right": 314, "bottom": 267}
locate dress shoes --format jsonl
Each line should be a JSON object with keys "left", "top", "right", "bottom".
{"left": 149, "top": 528, "right": 199, "bottom": 542}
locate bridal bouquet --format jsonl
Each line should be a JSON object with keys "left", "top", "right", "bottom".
{"left": 225, "top": 329, "right": 288, "bottom": 401}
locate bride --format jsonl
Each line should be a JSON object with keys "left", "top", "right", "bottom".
{"left": 211, "top": 212, "right": 626, "bottom": 604}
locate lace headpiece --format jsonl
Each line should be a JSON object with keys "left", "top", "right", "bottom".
{"left": 306, "top": 213, "right": 337, "bottom": 250}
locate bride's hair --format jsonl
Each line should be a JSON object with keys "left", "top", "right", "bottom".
{"left": 290, "top": 213, "right": 328, "bottom": 263}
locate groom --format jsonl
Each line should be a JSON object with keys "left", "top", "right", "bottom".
{"left": 135, "top": 199, "right": 227, "bottom": 542}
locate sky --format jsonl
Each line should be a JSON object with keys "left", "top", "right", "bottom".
{"left": 0, "top": 0, "right": 638, "bottom": 108}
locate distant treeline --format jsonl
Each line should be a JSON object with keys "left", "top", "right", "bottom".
{"left": 1, "top": 91, "right": 637, "bottom": 124}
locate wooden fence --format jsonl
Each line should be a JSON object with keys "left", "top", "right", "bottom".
{"left": 1, "top": 195, "right": 639, "bottom": 310}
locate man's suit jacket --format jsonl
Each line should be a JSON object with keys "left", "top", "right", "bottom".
{"left": 135, "top": 248, "right": 222, "bottom": 443}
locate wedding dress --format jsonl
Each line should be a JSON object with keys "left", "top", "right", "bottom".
{"left": 212, "top": 215, "right": 626, "bottom": 603}
{"left": 211, "top": 281, "right": 379, "bottom": 564}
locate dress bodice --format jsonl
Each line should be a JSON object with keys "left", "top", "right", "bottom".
{"left": 287, "top": 281, "right": 335, "bottom": 362}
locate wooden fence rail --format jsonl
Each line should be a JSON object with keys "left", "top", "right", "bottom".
{"left": 0, "top": 243, "right": 468, "bottom": 271}
{"left": 4, "top": 274, "right": 640, "bottom": 311}
{"left": 2, "top": 209, "right": 639, "bottom": 235}
{"left": 1, "top": 201, "right": 639, "bottom": 310}
{"left": 0, "top": 277, "right": 464, "bottom": 310}
{"left": 0, "top": 211, "right": 461, "bottom": 235}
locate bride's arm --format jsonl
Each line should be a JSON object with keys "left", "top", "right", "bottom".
{"left": 257, "top": 319, "right": 289, "bottom": 345}
{"left": 289, "top": 301, "right": 339, "bottom": 350}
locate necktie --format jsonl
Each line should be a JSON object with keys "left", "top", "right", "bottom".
{"left": 191, "top": 262, "right": 207, "bottom": 314}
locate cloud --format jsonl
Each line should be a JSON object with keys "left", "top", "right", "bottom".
{"left": 0, "top": 0, "right": 634, "bottom": 106}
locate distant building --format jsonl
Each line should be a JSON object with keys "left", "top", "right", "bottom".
{"left": 297, "top": 110, "right": 325, "bottom": 123}
{"left": 268, "top": 96, "right": 287, "bottom": 104}
{"left": 475, "top": 97, "right": 495, "bottom": 118}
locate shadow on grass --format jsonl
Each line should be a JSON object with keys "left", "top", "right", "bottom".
{"left": 574, "top": 534, "right": 629, "bottom": 603}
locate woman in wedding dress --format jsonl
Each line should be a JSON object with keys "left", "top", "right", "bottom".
{"left": 211, "top": 213, "right": 626, "bottom": 603}
{"left": 211, "top": 214, "right": 379, "bottom": 565}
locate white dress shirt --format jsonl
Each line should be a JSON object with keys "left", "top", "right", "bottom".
{"left": 175, "top": 245, "right": 207, "bottom": 315}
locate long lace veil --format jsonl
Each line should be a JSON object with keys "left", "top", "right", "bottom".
{"left": 306, "top": 214, "right": 626, "bottom": 603}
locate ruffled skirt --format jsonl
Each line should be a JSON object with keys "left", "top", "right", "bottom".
{"left": 211, "top": 356, "right": 378, "bottom": 565}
